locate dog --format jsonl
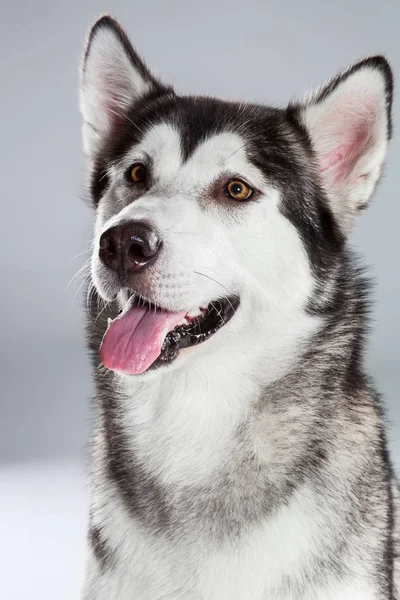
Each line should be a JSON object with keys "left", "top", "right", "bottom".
{"left": 79, "top": 15, "right": 399, "bottom": 599}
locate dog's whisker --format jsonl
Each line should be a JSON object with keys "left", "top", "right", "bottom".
{"left": 72, "top": 276, "right": 90, "bottom": 302}
{"left": 193, "top": 270, "right": 228, "bottom": 291}
{"left": 66, "top": 260, "right": 91, "bottom": 290}
{"left": 193, "top": 270, "right": 238, "bottom": 310}
{"left": 86, "top": 280, "right": 97, "bottom": 309}
{"left": 226, "top": 143, "right": 247, "bottom": 160}
{"left": 95, "top": 300, "right": 113, "bottom": 323}
{"left": 167, "top": 217, "right": 184, "bottom": 231}
{"left": 209, "top": 301, "right": 222, "bottom": 319}
{"left": 68, "top": 248, "right": 91, "bottom": 264}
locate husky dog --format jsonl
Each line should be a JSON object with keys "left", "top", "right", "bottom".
{"left": 79, "top": 15, "right": 398, "bottom": 600}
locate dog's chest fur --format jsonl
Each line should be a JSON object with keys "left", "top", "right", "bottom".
{"left": 86, "top": 303, "right": 391, "bottom": 600}
{"left": 89, "top": 479, "right": 378, "bottom": 600}
{"left": 80, "top": 16, "right": 398, "bottom": 598}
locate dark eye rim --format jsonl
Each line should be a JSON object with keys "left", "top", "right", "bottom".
{"left": 224, "top": 178, "right": 253, "bottom": 201}
{"left": 126, "top": 162, "right": 147, "bottom": 184}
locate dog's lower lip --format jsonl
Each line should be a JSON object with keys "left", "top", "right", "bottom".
{"left": 103, "top": 293, "right": 240, "bottom": 375}
{"left": 147, "top": 295, "right": 240, "bottom": 371}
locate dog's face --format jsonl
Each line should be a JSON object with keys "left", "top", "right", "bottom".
{"left": 80, "top": 17, "right": 392, "bottom": 378}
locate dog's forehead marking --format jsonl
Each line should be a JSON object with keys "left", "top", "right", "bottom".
{"left": 122, "top": 124, "right": 266, "bottom": 188}
{"left": 139, "top": 122, "right": 183, "bottom": 172}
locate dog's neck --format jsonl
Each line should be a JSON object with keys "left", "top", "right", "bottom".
{"left": 109, "top": 347, "right": 260, "bottom": 486}
{"left": 89, "top": 269, "right": 366, "bottom": 490}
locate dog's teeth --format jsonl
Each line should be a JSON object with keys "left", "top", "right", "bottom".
{"left": 187, "top": 308, "right": 203, "bottom": 319}
{"left": 107, "top": 318, "right": 112, "bottom": 327}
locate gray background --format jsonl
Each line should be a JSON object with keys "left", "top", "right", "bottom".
{"left": 0, "top": 1, "right": 399, "bottom": 597}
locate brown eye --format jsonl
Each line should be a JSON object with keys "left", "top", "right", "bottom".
{"left": 130, "top": 163, "right": 147, "bottom": 183}
{"left": 225, "top": 179, "right": 252, "bottom": 201}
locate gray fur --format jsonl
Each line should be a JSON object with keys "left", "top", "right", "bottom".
{"left": 80, "top": 15, "right": 398, "bottom": 600}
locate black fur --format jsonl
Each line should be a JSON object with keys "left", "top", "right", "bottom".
{"left": 89, "top": 522, "right": 114, "bottom": 570}
{"left": 86, "top": 269, "right": 395, "bottom": 592}
{"left": 91, "top": 91, "right": 345, "bottom": 280}
{"left": 82, "top": 17, "right": 398, "bottom": 597}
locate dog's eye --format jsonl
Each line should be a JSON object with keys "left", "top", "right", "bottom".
{"left": 130, "top": 163, "right": 147, "bottom": 183}
{"left": 225, "top": 180, "right": 252, "bottom": 201}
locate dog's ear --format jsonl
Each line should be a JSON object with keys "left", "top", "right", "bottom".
{"left": 80, "top": 15, "right": 168, "bottom": 158}
{"left": 291, "top": 57, "right": 393, "bottom": 232}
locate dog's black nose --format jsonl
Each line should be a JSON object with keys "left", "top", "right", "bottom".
{"left": 99, "top": 221, "right": 162, "bottom": 274}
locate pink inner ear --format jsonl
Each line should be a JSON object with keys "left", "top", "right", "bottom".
{"left": 320, "top": 125, "right": 371, "bottom": 184}
{"left": 100, "top": 72, "right": 130, "bottom": 127}
{"left": 318, "top": 98, "right": 377, "bottom": 185}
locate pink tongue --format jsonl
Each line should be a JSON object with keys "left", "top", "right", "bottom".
{"left": 100, "top": 305, "right": 186, "bottom": 375}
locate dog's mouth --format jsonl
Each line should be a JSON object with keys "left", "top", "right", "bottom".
{"left": 100, "top": 295, "right": 240, "bottom": 375}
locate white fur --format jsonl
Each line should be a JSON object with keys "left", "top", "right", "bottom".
{"left": 92, "top": 126, "right": 321, "bottom": 386}
{"left": 81, "top": 22, "right": 392, "bottom": 597}
{"left": 80, "top": 23, "right": 153, "bottom": 157}
{"left": 88, "top": 127, "right": 322, "bottom": 493}
{"left": 83, "top": 124, "right": 379, "bottom": 598}
{"left": 84, "top": 470, "right": 378, "bottom": 599}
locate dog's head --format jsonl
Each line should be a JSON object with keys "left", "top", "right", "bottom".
{"left": 80, "top": 16, "right": 393, "bottom": 379}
